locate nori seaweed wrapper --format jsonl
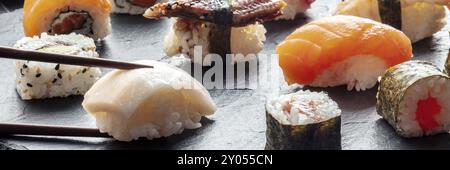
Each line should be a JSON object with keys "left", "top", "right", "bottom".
{"left": 265, "top": 112, "right": 341, "bottom": 150}
{"left": 378, "top": 0, "right": 402, "bottom": 30}
{"left": 208, "top": 24, "right": 232, "bottom": 59}
{"left": 376, "top": 60, "right": 448, "bottom": 137}
{"left": 211, "top": 0, "right": 233, "bottom": 25}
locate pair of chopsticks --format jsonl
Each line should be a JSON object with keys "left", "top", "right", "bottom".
{"left": 0, "top": 123, "right": 109, "bottom": 138}
{"left": 0, "top": 45, "right": 154, "bottom": 138}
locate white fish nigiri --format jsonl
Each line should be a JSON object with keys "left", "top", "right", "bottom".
{"left": 82, "top": 60, "right": 216, "bottom": 141}
{"left": 335, "top": 0, "right": 449, "bottom": 43}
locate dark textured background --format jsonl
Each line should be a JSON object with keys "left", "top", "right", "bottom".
{"left": 0, "top": 0, "right": 450, "bottom": 150}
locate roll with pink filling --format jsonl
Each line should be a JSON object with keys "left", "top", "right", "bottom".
{"left": 377, "top": 60, "right": 450, "bottom": 137}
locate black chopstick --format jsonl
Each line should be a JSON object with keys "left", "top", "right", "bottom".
{"left": 0, "top": 46, "right": 153, "bottom": 70}
{"left": 0, "top": 123, "right": 110, "bottom": 138}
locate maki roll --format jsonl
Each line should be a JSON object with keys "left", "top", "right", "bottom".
{"left": 23, "top": 0, "right": 112, "bottom": 40}
{"left": 14, "top": 33, "right": 102, "bottom": 100}
{"left": 82, "top": 60, "right": 217, "bottom": 141}
{"left": 265, "top": 89, "right": 341, "bottom": 150}
{"left": 377, "top": 60, "right": 450, "bottom": 138}
{"left": 144, "top": 0, "right": 286, "bottom": 63}
{"left": 335, "top": 0, "right": 450, "bottom": 43}
{"left": 277, "top": 0, "right": 315, "bottom": 20}
{"left": 110, "top": 0, "right": 167, "bottom": 15}
{"left": 276, "top": 15, "right": 412, "bottom": 91}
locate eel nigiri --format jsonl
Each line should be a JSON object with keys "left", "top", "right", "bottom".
{"left": 82, "top": 60, "right": 217, "bottom": 141}
{"left": 377, "top": 60, "right": 450, "bottom": 138}
{"left": 335, "top": 0, "right": 450, "bottom": 43}
{"left": 23, "top": 0, "right": 112, "bottom": 40}
{"left": 144, "top": 0, "right": 285, "bottom": 63}
{"left": 276, "top": 15, "right": 412, "bottom": 91}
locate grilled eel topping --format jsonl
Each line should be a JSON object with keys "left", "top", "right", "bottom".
{"left": 144, "top": 0, "right": 287, "bottom": 26}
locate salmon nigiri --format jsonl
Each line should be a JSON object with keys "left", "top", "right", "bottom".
{"left": 276, "top": 15, "right": 412, "bottom": 91}
{"left": 23, "top": 0, "right": 112, "bottom": 40}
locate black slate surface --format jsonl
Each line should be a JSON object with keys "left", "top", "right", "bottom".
{"left": 0, "top": 0, "right": 450, "bottom": 150}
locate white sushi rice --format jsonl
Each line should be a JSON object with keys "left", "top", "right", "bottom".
{"left": 111, "top": 0, "right": 166, "bottom": 15}
{"left": 266, "top": 90, "right": 341, "bottom": 125}
{"left": 164, "top": 19, "right": 211, "bottom": 64}
{"left": 310, "top": 55, "right": 388, "bottom": 91}
{"left": 398, "top": 76, "right": 450, "bottom": 137}
{"left": 82, "top": 60, "right": 217, "bottom": 141}
{"left": 14, "top": 33, "right": 102, "bottom": 100}
{"left": 230, "top": 24, "right": 267, "bottom": 58}
{"left": 164, "top": 18, "right": 267, "bottom": 64}
{"left": 277, "top": 0, "right": 312, "bottom": 20}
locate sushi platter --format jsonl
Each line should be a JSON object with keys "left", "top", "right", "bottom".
{"left": 1, "top": 0, "right": 450, "bottom": 150}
